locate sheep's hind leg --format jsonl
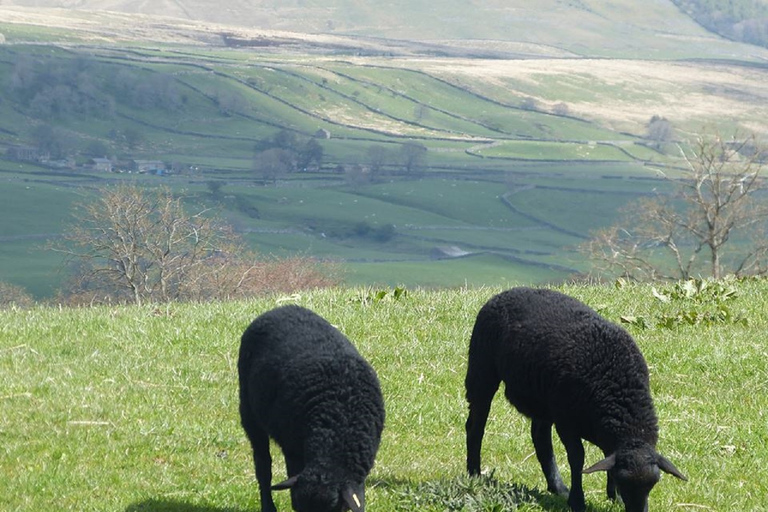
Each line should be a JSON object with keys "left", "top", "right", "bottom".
{"left": 465, "top": 347, "right": 500, "bottom": 476}
{"left": 531, "top": 418, "right": 568, "bottom": 497}
{"left": 465, "top": 397, "right": 495, "bottom": 476}
{"left": 605, "top": 462, "right": 617, "bottom": 502}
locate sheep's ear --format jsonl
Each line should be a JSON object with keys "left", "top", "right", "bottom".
{"left": 271, "top": 475, "right": 299, "bottom": 490}
{"left": 342, "top": 486, "right": 365, "bottom": 512}
{"left": 657, "top": 454, "right": 687, "bottom": 481}
{"left": 583, "top": 453, "right": 616, "bottom": 474}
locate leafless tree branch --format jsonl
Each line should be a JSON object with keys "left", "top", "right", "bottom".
{"left": 582, "top": 130, "right": 768, "bottom": 281}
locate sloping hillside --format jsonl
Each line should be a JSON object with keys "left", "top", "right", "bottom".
{"left": 2, "top": 2, "right": 768, "bottom": 298}
{"left": 2, "top": 0, "right": 767, "bottom": 58}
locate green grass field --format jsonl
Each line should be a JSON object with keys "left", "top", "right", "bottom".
{"left": 2, "top": 281, "right": 767, "bottom": 511}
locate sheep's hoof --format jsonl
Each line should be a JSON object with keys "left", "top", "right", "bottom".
{"left": 547, "top": 481, "right": 569, "bottom": 497}
{"left": 567, "top": 495, "right": 586, "bottom": 512}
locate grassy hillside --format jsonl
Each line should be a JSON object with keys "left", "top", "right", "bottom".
{"left": 2, "top": 10, "right": 768, "bottom": 298}
{"left": 2, "top": 281, "right": 767, "bottom": 510}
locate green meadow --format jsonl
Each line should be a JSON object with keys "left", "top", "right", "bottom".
{"left": 2, "top": 281, "right": 767, "bottom": 511}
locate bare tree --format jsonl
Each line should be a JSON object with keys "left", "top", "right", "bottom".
{"left": 344, "top": 163, "right": 369, "bottom": 188}
{"left": 55, "top": 184, "right": 237, "bottom": 305}
{"left": 552, "top": 102, "right": 570, "bottom": 116}
{"left": 366, "top": 144, "right": 391, "bottom": 178}
{"left": 55, "top": 184, "right": 338, "bottom": 305}
{"left": 296, "top": 137, "right": 324, "bottom": 171}
{"left": 582, "top": 131, "right": 768, "bottom": 281}
{"left": 520, "top": 97, "right": 539, "bottom": 111}
{"left": 215, "top": 87, "right": 249, "bottom": 116}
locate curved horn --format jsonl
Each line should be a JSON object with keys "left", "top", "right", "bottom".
{"left": 657, "top": 454, "right": 688, "bottom": 481}
{"left": 342, "top": 486, "right": 365, "bottom": 512}
{"left": 582, "top": 453, "right": 616, "bottom": 474}
{"left": 271, "top": 475, "right": 299, "bottom": 490}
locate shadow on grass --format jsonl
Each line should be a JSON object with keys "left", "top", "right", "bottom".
{"left": 124, "top": 499, "right": 248, "bottom": 512}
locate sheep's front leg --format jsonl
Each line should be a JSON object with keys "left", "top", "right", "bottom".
{"left": 606, "top": 465, "right": 617, "bottom": 501}
{"left": 531, "top": 418, "right": 568, "bottom": 497}
{"left": 283, "top": 451, "right": 305, "bottom": 479}
{"left": 555, "top": 425, "right": 586, "bottom": 512}
{"left": 247, "top": 428, "right": 277, "bottom": 512}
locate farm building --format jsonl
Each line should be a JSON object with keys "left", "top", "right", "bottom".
{"left": 90, "top": 158, "right": 113, "bottom": 172}
{"left": 132, "top": 160, "right": 166, "bottom": 174}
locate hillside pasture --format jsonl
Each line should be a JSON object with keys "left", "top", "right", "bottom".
{"left": 504, "top": 186, "right": 650, "bottom": 237}
{"left": 352, "top": 179, "right": 538, "bottom": 228}
{"left": 344, "top": 253, "right": 574, "bottom": 288}
{"left": 0, "top": 0, "right": 762, "bottom": 60}
{"left": 416, "top": 58, "right": 768, "bottom": 136}
{"left": 2, "top": 26, "right": 768, "bottom": 298}
{"left": 318, "top": 63, "right": 633, "bottom": 143}
{"left": 0, "top": 239, "right": 65, "bottom": 298}
{"left": 400, "top": 227, "right": 582, "bottom": 255}
{"left": 205, "top": 177, "right": 599, "bottom": 278}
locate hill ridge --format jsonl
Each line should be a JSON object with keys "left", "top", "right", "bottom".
{"left": 3, "top": 0, "right": 767, "bottom": 59}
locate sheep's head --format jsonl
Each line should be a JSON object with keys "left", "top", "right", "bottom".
{"left": 583, "top": 444, "right": 686, "bottom": 512}
{"left": 272, "top": 472, "right": 365, "bottom": 512}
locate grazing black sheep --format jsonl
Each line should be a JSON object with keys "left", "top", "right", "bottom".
{"left": 465, "top": 287, "right": 686, "bottom": 512}
{"left": 238, "top": 305, "right": 385, "bottom": 512}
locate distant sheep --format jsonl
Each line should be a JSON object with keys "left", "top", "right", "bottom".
{"left": 465, "top": 287, "right": 686, "bottom": 512}
{"left": 238, "top": 305, "right": 385, "bottom": 512}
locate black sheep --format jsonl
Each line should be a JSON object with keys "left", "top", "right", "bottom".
{"left": 465, "top": 287, "right": 686, "bottom": 512}
{"left": 238, "top": 305, "right": 385, "bottom": 512}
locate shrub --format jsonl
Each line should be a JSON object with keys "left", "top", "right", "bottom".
{"left": 0, "top": 281, "right": 35, "bottom": 309}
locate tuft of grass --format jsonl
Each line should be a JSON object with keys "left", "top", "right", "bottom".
{"left": 389, "top": 473, "right": 544, "bottom": 511}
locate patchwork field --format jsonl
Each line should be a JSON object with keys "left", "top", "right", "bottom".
{"left": 2, "top": 7, "right": 768, "bottom": 298}
{"left": 0, "top": 160, "right": 661, "bottom": 297}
